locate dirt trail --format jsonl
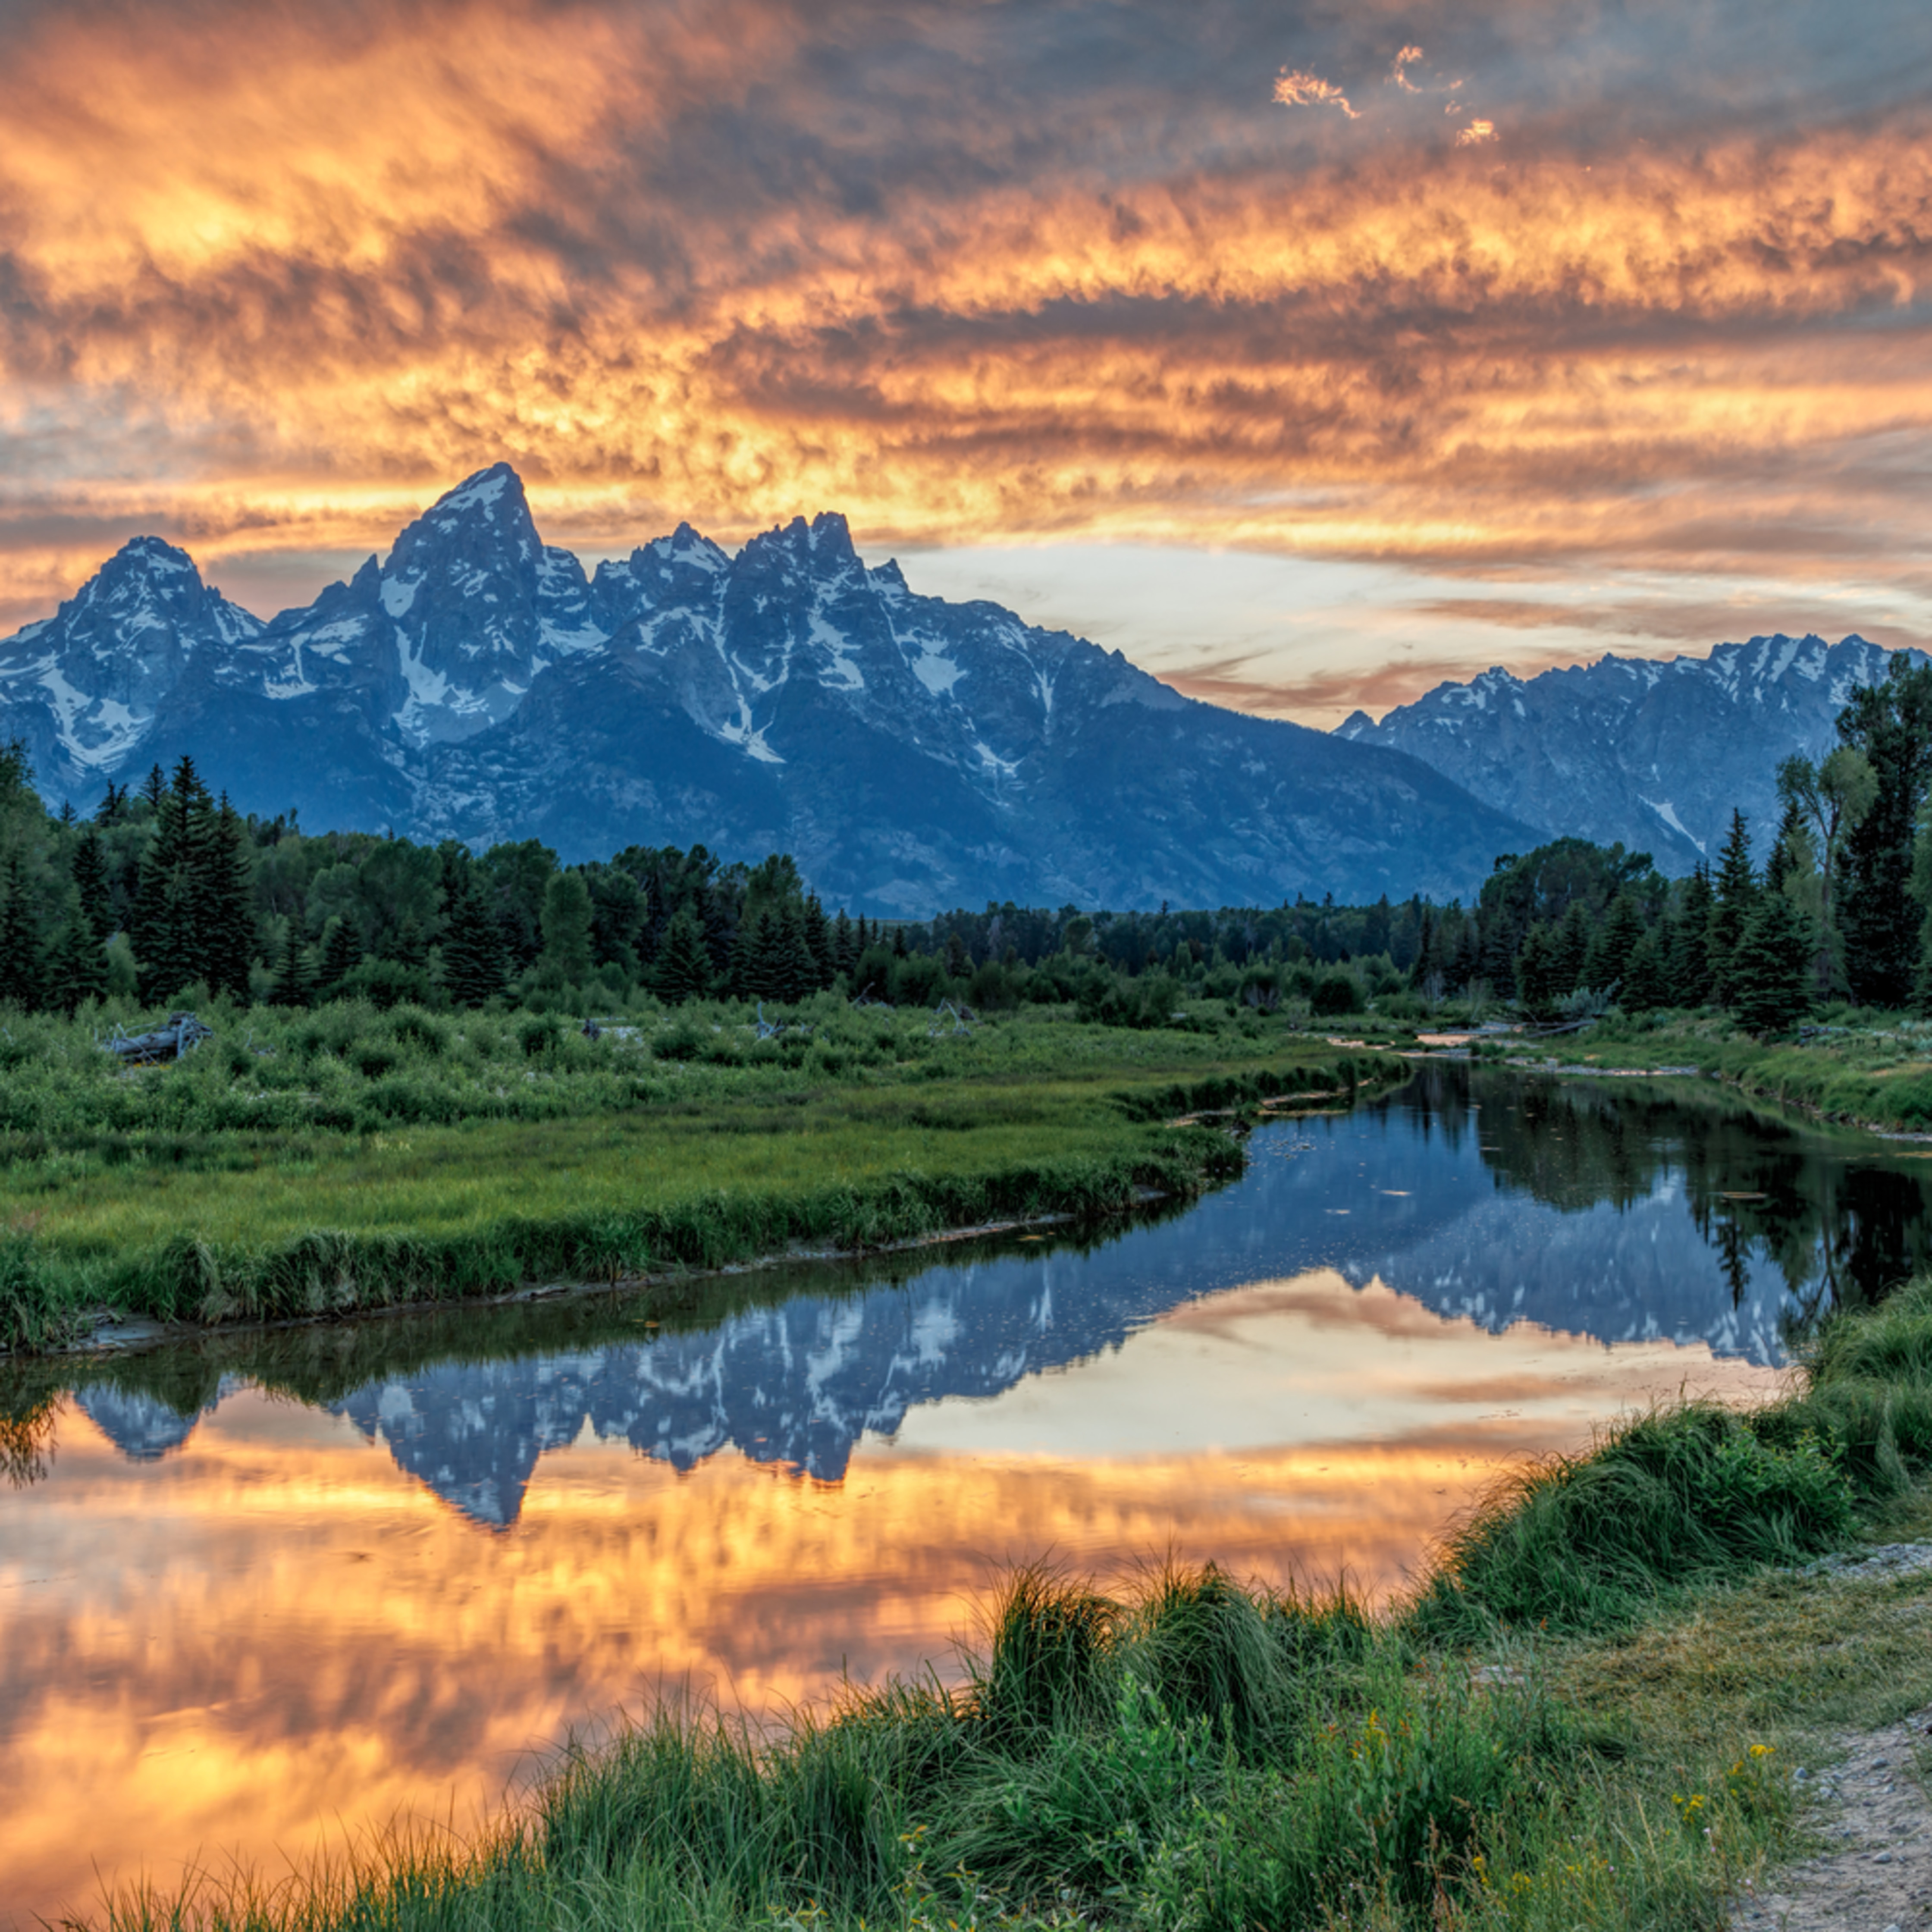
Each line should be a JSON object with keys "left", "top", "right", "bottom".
{"left": 1737, "top": 1547, "right": 1932, "bottom": 1932}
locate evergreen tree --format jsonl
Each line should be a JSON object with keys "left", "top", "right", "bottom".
{"left": 539, "top": 870, "right": 594, "bottom": 983}
{"left": 1835, "top": 658, "right": 1932, "bottom": 1006}
{"left": 46, "top": 911, "right": 107, "bottom": 1014}
{"left": 441, "top": 883, "right": 507, "bottom": 1008}
{"left": 270, "top": 919, "right": 315, "bottom": 1009}
{"left": 201, "top": 794, "right": 255, "bottom": 1001}
{"left": 138, "top": 764, "right": 166, "bottom": 811}
{"left": 1587, "top": 891, "right": 1645, "bottom": 995}
{"left": 1550, "top": 899, "right": 1593, "bottom": 995}
{"left": 775, "top": 900, "right": 817, "bottom": 1003}
{"left": 316, "top": 916, "right": 364, "bottom": 1001}
{"left": 1763, "top": 797, "right": 1805, "bottom": 897}
{"left": 129, "top": 762, "right": 196, "bottom": 1001}
{"left": 654, "top": 906, "right": 714, "bottom": 1004}
{"left": 1622, "top": 930, "right": 1671, "bottom": 1012}
{"left": 70, "top": 824, "right": 113, "bottom": 941}
{"left": 1730, "top": 891, "right": 1816, "bottom": 1035}
{"left": 1408, "top": 903, "right": 1437, "bottom": 990}
{"left": 1706, "top": 810, "right": 1758, "bottom": 1008}
{"left": 854, "top": 914, "right": 870, "bottom": 958}
{"left": 0, "top": 853, "right": 42, "bottom": 1009}
{"left": 832, "top": 908, "right": 857, "bottom": 979}
{"left": 1515, "top": 922, "right": 1557, "bottom": 1015}
{"left": 1670, "top": 867, "right": 1716, "bottom": 1004}
{"left": 802, "top": 895, "right": 833, "bottom": 989}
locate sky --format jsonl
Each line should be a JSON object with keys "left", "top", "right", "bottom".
{"left": 2, "top": 0, "right": 1930, "bottom": 725}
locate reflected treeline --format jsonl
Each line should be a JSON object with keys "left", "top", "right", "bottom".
{"left": 1376, "top": 1063, "right": 1932, "bottom": 1324}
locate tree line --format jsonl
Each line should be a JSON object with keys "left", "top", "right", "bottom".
{"left": 2, "top": 652, "right": 1931, "bottom": 1028}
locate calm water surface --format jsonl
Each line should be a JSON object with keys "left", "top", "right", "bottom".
{"left": 6, "top": 1064, "right": 1932, "bottom": 1923}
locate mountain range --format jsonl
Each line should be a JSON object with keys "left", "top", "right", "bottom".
{"left": 1337, "top": 635, "right": 1923, "bottom": 872}
{"left": 3, "top": 464, "right": 1912, "bottom": 907}
{"left": 0, "top": 466, "right": 1529, "bottom": 914}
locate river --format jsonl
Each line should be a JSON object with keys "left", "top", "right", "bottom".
{"left": 5, "top": 1063, "right": 1931, "bottom": 1923}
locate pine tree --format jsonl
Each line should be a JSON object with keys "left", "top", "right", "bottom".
{"left": 654, "top": 905, "right": 714, "bottom": 1004}
{"left": 316, "top": 916, "right": 364, "bottom": 1001}
{"left": 1550, "top": 900, "right": 1593, "bottom": 996}
{"left": 802, "top": 895, "right": 833, "bottom": 989}
{"left": 776, "top": 900, "right": 817, "bottom": 1003}
{"left": 1835, "top": 659, "right": 1932, "bottom": 1006}
{"left": 138, "top": 764, "right": 165, "bottom": 811}
{"left": 0, "top": 853, "right": 42, "bottom": 1010}
{"left": 46, "top": 912, "right": 107, "bottom": 1014}
{"left": 1730, "top": 891, "right": 1816, "bottom": 1035}
{"left": 129, "top": 764, "right": 195, "bottom": 1000}
{"left": 70, "top": 824, "right": 114, "bottom": 941}
{"left": 1707, "top": 810, "right": 1758, "bottom": 1008}
{"left": 832, "top": 908, "right": 857, "bottom": 979}
{"left": 270, "top": 920, "right": 315, "bottom": 1009}
{"left": 1622, "top": 931, "right": 1671, "bottom": 1012}
{"left": 1515, "top": 922, "right": 1557, "bottom": 1015}
{"left": 202, "top": 795, "right": 255, "bottom": 1001}
{"left": 1670, "top": 867, "right": 1716, "bottom": 1004}
{"left": 539, "top": 870, "right": 594, "bottom": 984}
{"left": 441, "top": 884, "right": 507, "bottom": 1008}
{"left": 1763, "top": 797, "right": 1807, "bottom": 897}
{"left": 1586, "top": 891, "right": 1646, "bottom": 995}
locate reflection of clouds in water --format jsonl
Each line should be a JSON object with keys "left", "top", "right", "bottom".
{"left": 14, "top": 1063, "right": 1920, "bottom": 1921}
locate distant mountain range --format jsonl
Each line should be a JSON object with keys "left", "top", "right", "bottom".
{"left": 1336, "top": 636, "right": 1923, "bottom": 873}
{"left": 0, "top": 466, "right": 1530, "bottom": 914}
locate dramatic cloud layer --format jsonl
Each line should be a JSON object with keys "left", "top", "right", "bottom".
{"left": 1, "top": 0, "right": 1929, "bottom": 711}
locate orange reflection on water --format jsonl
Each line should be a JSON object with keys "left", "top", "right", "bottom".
{"left": 0, "top": 1271, "right": 1784, "bottom": 1925}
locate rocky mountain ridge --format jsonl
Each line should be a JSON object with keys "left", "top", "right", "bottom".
{"left": 0, "top": 465, "right": 1529, "bottom": 912}
{"left": 1336, "top": 635, "right": 1925, "bottom": 872}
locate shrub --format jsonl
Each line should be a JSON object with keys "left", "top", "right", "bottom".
{"left": 1311, "top": 971, "right": 1364, "bottom": 1017}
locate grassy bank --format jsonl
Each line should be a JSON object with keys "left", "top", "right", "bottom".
{"left": 63, "top": 1272, "right": 1932, "bottom": 1932}
{"left": 1510, "top": 1010, "right": 1932, "bottom": 1133}
{"left": 0, "top": 998, "right": 1392, "bottom": 1353}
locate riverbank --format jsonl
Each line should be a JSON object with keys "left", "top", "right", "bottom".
{"left": 0, "top": 1000, "right": 1395, "bottom": 1355}
{"left": 60, "top": 1269, "right": 1932, "bottom": 1932}
{"left": 1509, "top": 1011, "right": 1932, "bottom": 1135}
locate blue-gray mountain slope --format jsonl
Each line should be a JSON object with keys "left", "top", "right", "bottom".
{"left": 0, "top": 465, "right": 1532, "bottom": 911}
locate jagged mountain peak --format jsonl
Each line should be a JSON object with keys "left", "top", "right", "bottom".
{"left": 0, "top": 475, "right": 1537, "bottom": 905}
{"left": 1338, "top": 631, "right": 1923, "bottom": 871}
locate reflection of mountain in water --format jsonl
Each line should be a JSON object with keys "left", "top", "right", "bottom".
{"left": 69, "top": 1067, "right": 1932, "bottom": 1521}
{"left": 73, "top": 1377, "right": 242, "bottom": 1461}
{"left": 329, "top": 1255, "right": 1186, "bottom": 1525}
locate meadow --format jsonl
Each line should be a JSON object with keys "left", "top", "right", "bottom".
{"left": 47, "top": 1267, "right": 1932, "bottom": 1932}
{"left": 1511, "top": 1008, "right": 1932, "bottom": 1133}
{"left": 0, "top": 994, "right": 1394, "bottom": 1352}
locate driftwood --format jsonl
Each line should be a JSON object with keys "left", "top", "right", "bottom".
{"left": 102, "top": 1012, "right": 214, "bottom": 1065}
{"left": 929, "top": 1000, "right": 977, "bottom": 1037}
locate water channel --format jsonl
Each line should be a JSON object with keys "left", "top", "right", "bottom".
{"left": 8, "top": 1062, "right": 1932, "bottom": 1922}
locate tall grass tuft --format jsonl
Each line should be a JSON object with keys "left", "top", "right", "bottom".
{"left": 1412, "top": 1401, "right": 1857, "bottom": 1638}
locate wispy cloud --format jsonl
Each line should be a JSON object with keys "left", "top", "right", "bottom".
{"left": 1272, "top": 68, "right": 1360, "bottom": 119}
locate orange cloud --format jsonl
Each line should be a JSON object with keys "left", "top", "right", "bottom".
{"left": 1273, "top": 68, "right": 1361, "bottom": 118}
{"left": 0, "top": 0, "right": 1926, "bottom": 709}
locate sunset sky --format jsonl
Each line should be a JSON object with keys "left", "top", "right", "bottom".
{"left": 2, "top": 0, "right": 1929, "bottom": 723}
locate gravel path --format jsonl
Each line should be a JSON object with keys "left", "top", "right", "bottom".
{"left": 1736, "top": 1548, "right": 1932, "bottom": 1932}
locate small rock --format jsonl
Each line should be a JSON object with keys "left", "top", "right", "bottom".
{"left": 1876, "top": 1851, "right": 1893, "bottom": 1864}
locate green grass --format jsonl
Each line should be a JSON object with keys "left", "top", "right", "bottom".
{"left": 1528, "top": 1010, "right": 1932, "bottom": 1132}
{"left": 55, "top": 1254, "right": 1932, "bottom": 1932}
{"left": 0, "top": 999, "right": 1394, "bottom": 1350}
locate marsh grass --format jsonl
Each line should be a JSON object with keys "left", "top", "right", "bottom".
{"left": 1561, "top": 1012, "right": 1932, "bottom": 1132}
{"left": 0, "top": 1013, "right": 1386, "bottom": 1349}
